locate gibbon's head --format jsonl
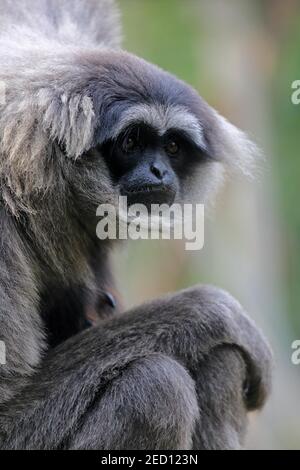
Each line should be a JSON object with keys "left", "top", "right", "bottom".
{"left": 0, "top": 48, "right": 258, "bottom": 218}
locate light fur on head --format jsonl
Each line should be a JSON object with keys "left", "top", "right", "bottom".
{"left": 0, "top": 0, "right": 260, "bottom": 216}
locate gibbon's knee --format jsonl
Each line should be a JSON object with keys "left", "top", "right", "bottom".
{"left": 192, "top": 346, "right": 251, "bottom": 450}
{"left": 69, "top": 353, "right": 199, "bottom": 450}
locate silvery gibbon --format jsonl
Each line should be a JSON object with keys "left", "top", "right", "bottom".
{"left": 0, "top": 0, "right": 272, "bottom": 450}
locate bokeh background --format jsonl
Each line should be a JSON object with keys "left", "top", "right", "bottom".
{"left": 113, "top": 0, "right": 300, "bottom": 449}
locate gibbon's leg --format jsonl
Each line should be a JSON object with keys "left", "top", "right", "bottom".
{"left": 0, "top": 285, "right": 271, "bottom": 450}
{"left": 69, "top": 348, "right": 250, "bottom": 450}
{"left": 68, "top": 354, "right": 199, "bottom": 450}
{"left": 192, "top": 346, "right": 250, "bottom": 450}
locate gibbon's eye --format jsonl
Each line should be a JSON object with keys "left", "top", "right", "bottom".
{"left": 122, "top": 133, "right": 138, "bottom": 153}
{"left": 165, "top": 139, "right": 180, "bottom": 156}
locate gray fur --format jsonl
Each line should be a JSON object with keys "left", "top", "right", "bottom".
{"left": 0, "top": 0, "right": 272, "bottom": 450}
{"left": 0, "top": 0, "right": 121, "bottom": 49}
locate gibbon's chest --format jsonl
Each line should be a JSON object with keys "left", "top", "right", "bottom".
{"left": 39, "top": 283, "right": 118, "bottom": 348}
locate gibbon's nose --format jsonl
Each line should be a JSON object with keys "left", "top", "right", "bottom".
{"left": 150, "top": 162, "right": 167, "bottom": 181}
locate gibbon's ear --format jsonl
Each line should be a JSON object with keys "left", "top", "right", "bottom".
{"left": 39, "top": 89, "right": 96, "bottom": 159}
{"left": 208, "top": 109, "right": 262, "bottom": 178}
{"left": 0, "top": 86, "right": 96, "bottom": 199}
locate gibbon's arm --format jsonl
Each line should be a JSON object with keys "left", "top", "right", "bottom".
{"left": 0, "top": 285, "right": 272, "bottom": 450}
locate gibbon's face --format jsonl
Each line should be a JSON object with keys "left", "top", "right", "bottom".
{"left": 99, "top": 121, "right": 209, "bottom": 208}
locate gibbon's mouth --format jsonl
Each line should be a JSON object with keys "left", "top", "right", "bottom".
{"left": 121, "top": 185, "right": 176, "bottom": 207}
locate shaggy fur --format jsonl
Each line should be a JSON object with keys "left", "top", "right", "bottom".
{"left": 0, "top": 0, "right": 271, "bottom": 450}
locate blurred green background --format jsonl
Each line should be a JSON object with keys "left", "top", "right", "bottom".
{"left": 114, "top": 0, "right": 300, "bottom": 449}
